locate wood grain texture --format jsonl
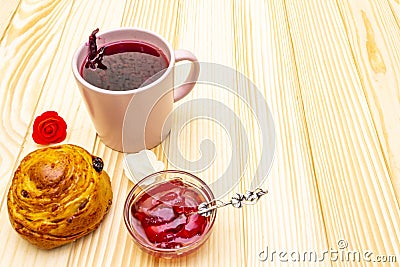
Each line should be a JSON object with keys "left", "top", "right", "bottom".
{"left": 0, "top": 7, "right": 77, "bottom": 265}
{"left": 0, "top": 0, "right": 127, "bottom": 266}
{"left": 285, "top": 0, "right": 400, "bottom": 266}
{"left": 158, "top": 1, "right": 246, "bottom": 266}
{"left": 0, "top": 0, "right": 399, "bottom": 266}
{"left": 233, "top": 0, "right": 329, "bottom": 266}
{"left": 388, "top": 0, "right": 400, "bottom": 26}
{"left": 336, "top": 0, "right": 400, "bottom": 207}
{"left": 0, "top": 0, "right": 19, "bottom": 36}
{"left": 0, "top": 0, "right": 73, "bottom": 203}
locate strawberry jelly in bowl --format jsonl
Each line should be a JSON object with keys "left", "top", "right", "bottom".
{"left": 123, "top": 170, "right": 216, "bottom": 258}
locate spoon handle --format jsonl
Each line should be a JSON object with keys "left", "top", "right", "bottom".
{"left": 198, "top": 188, "right": 268, "bottom": 217}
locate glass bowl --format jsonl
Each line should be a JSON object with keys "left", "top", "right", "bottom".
{"left": 123, "top": 170, "right": 217, "bottom": 258}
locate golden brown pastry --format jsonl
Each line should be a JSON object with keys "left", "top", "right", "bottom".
{"left": 7, "top": 144, "right": 113, "bottom": 249}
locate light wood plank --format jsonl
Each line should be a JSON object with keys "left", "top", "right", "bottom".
{"left": 0, "top": 0, "right": 19, "bottom": 35}
{"left": 387, "top": 0, "right": 400, "bottom": 26}
{"left": 155, "top": 0, "right": 247, "bottom": 266}
{"left": 0, "top": 0, "right": 73, "bottom": 203}
{"left": 0, "top": 0, "right": 127, "bottom": 266}
{"left": 285, "top": 0, "right": 400, "bottom": 266}
{"left": 0, "top": 0, "right": 399, "bottom": 266}
{"left": 43, "top": 0, "right": 130, "bottom": 266}
{"left": 0, "top": 0, "right": 76, "bottom": 266}
{"left": 336, "top": 0, "right": 400, "bottom": 210}
{"left": 232, "top": 0, "right": 330, "bottom": 266}
{"left": 121, "top": 0, "right": 180, "bottom": 43}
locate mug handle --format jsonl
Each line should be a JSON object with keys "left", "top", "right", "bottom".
{"left": 173, "top": 49, "right": 200, "bottom": 102}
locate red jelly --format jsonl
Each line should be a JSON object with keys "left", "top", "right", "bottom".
{"left": 131, "top": 179, "right": 209, "bottom": 249}
{"left": 124, "top": 171, "right": 216, "bottom": 258}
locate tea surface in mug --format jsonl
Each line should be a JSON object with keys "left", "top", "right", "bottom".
{"left": 81, "top": 41, "right": 169, "bottom": 91}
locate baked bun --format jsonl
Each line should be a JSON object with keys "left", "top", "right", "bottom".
{"left": 7, "top": 144, "right": 113, "bottom": 249}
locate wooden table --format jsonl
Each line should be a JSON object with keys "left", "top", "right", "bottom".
{"left": 1, "top": 0, "right": 400, "bottom": 266}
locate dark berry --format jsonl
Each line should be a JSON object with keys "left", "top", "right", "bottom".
{"left": 21, "top": 190, "right": 29, "bottom": 198}
{"left": 92, "top": 157, "right": 104, "bottom": 172}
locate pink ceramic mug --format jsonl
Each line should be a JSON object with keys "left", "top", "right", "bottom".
{"left": 72, "top": 28, "right": 199, "bottom": 152}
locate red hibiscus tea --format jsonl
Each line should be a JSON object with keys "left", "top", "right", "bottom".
{"left": 80, "top": 40, "right": 169, "bottom": 91}
{"left": 73, "top": 29, "right": 199, "bottom": 152}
